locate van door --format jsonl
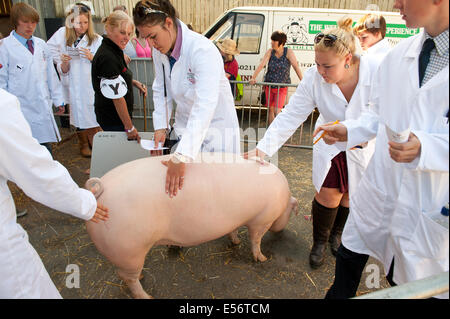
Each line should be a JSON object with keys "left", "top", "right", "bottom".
{"left": 205, "top": 10, "right": 267, "bottom": 105}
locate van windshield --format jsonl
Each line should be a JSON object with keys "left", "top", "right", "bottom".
{"left": 207, "top": 12, "right": 264, "bottom": 54}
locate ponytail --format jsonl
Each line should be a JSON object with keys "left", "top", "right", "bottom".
{"left": 314, "top": 17, "right": 361, "bottom": 59}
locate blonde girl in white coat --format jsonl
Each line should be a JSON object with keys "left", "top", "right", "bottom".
{"left": 133, "top": 0, "right": 240, "bottom": 198}
{"left": 245, "top": 18, "right": 381, "bottom": 269}
{"left": 47, "top": 3, "right": 102, "bottom": 157}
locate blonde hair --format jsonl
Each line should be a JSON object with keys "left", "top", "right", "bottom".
{"left": 314, "top": 18, "right": 361, "bottom": 60}
{"left": 65, "top": 5, "right": 98, "bottom": 47}
{"left": 353, "top": 13, "right": 387, "bottom": 38}
{"left": 102, "top": 10, "right": 134, "bottom": 35}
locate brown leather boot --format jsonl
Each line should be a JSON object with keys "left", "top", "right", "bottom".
{"left": 77, "top": 130, "right": 92, "bottom": 157}
{"left": 329, "top": 206, "right": 349, "bottom": 256}
{"left": 309, "top": 198, "right": 338, "bottom": 269}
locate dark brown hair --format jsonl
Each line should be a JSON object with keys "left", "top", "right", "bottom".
{"left": 271, "top": 31, "right": 287, "bottom": 46}
{"left": 10, "top": 3, "right": 40, "bottom": 29}
{"left": 133, "top": 0, "right": 178, "bottom": 27}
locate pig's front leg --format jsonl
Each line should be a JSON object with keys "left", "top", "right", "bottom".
{"left": 228, "top": 229, "right": 241, "bottom": 245}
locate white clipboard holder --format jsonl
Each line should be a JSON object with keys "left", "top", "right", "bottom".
{"left": 90, "top": 131, "right": 155, "bottom": 178}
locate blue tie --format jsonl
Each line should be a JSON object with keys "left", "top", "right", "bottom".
{"left": 418, "top": 38, "right": 435, "bottom": 87}
{"left": 168, "top": 56, "right": 177, "bottom": 72}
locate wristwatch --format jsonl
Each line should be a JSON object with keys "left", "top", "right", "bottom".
{"left": 171, "top": 152, "right": 191, "bottom": 164}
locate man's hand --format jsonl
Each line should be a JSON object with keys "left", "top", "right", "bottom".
{"left": 388, "top": 132, "right": 421, "bottom": 163}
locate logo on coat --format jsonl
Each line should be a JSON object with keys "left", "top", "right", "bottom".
{"left": 187, "top": 68, "right": 195, "bottom": 84}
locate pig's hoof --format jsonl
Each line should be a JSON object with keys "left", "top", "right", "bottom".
{"left": 229, "top": 230, "right": 241, "bottom": 245}
{"left": 230, "top": 238, "right": 241, "bottom": 245}
{"left": 253, "top": 253, "right": 268, "bottom": 262}
{"left": 133, "top": 292, "right": 153, "bottom": 299}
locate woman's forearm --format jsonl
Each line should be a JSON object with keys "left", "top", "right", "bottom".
{"left": 112, "top": 97, "right": 133, "bottom": 129}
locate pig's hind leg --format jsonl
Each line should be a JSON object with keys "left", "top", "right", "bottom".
{"left": 116, "top": 254, "right": 152, "bottom": 299}
{"left": 269, "top": 196, "right": 298, "bottom": 232}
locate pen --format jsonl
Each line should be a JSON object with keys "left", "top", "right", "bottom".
{"left": 313, "top": 120, "right": 339, "bottom": 145}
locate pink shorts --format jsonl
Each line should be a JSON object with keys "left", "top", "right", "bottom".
{"left": 265, "top": 86, "right": 288, "bottom": 109}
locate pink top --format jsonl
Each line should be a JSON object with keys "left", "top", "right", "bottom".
{"left": 134, "top": 38, "right": 152, "bottom": 58}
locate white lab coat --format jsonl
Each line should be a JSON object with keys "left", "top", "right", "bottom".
{"left": 47, "top": 27, "right": 70, "bottom": 105}
{"left": 47, "top": 27, "right": 102, "bottom": 129}
{"left": 152, "top": 20, "right": 240, "bottom": 160}
{"left": 0, "top": 89, "right": 97, "bottom": 298}
{"left": 257, "top": 55, "right": 379, "bottom": 195}
{"left": 342, "top": 31, "right": 449, "bottom": 297}
{"left": 365, "top": 38, "right": 391, "bottom": 63}
{"left": 0, "top": 32, "right": 64, "bottom": 144}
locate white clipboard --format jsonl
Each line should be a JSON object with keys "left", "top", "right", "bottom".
{"left": 90, "top": 131, "right": 155, "bottom": 178}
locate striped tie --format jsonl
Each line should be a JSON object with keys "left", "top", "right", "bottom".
{"left": 26, "top": 39, "right": 34, "bottom": 55}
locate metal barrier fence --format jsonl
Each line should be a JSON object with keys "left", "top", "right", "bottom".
{"left": 354, "top": 271, "right": 449, "bottom": 299}
{"left": 230, "top": 80, "right": 317, "bottom": 149}
{"left": 128, "top": 58, "right": 317, "bottom": 149}
{"left": 128, "top": 58, "right": 156, "bottom": 132}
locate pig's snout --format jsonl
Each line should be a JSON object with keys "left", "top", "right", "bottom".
{"left": 85, "top": 177, "right": 104, "bottom": 199}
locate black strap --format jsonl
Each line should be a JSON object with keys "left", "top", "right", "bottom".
{"left": 162, "top": 64, "right": 167, "bottom": 97}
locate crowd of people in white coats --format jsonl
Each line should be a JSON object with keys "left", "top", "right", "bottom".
{"left": 0, "top": 0, "right": 448, "bottom": 299}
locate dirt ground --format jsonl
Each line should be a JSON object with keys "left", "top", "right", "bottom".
{"left": 9, "top": 126, "right": 390, "bottom": 299}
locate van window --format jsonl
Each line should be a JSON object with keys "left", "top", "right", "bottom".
{"left": 208, "top": 13, "right": 264, "bottom": 55}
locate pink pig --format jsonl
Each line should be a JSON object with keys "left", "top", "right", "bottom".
{"left": 86, "top": 153, "right": 298, "bottom": 299}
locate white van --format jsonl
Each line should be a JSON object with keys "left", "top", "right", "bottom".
{"left": 203, "top": 6, "right": 419, "bottom": 103}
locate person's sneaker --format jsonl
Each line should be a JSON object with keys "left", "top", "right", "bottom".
{"left": 16, "top": 209, "right": 27, "bottom": 218}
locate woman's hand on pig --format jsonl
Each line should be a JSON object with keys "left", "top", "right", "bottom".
{"left": 162, "top": 159, "right": 186, "bottom": 198}
{"left": 90, "top": 203, "right": 109, "bottom": 223}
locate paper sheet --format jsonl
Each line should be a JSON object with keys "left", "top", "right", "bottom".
{"left": 140, "top": 139, "right": 168, "bottom": 150}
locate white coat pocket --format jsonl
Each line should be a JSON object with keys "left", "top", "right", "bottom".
{"left": 404, "top": 210, "right": 449, "bottom": 261}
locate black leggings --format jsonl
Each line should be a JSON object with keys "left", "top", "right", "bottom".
{"left": 325, "top": 244, "right": 395, "bottom": 299}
